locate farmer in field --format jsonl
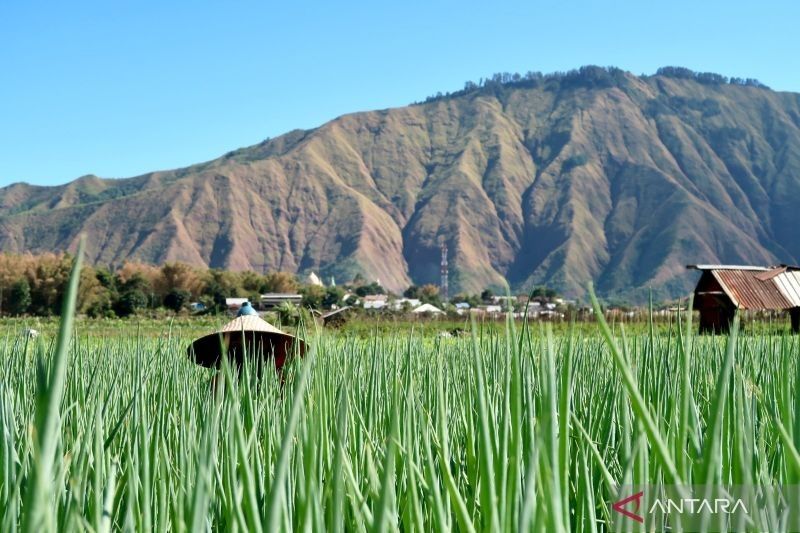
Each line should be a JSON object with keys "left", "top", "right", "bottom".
{"left": 187, "top": 300, "right": 305, "bottom": 374}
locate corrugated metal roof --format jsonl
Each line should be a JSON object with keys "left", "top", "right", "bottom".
{"left": 690, "top": 264, "right": 800, "bottom": 310}
{"left": 712, "top": 269, "right": 792, "bottom": 310}
{"left": 754, "top": 267, "right": 787, "bottom": 281}
{"left": 775, "top": 271, "right": 800, "bottom": 307}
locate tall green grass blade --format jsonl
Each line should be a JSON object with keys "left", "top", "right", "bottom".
{"left": 22, "top": 237, "right": 85, "bottom": 532}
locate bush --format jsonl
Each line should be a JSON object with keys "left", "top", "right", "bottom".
{"left": 114, "top": 289, "right": 147, "bottom": 317}
{"left": 163, "top": 289, "right": 191, "bottom": 313}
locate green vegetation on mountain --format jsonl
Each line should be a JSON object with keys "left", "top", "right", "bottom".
{"left": 2, "top": 66, "right": 799, "bottom": 300}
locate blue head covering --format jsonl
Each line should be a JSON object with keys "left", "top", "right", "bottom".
{"left": 237, "top": 301, "right": 258, "bottom": 316}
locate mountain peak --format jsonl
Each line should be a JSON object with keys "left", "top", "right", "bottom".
{"left": 1, "top": 66, "right": 798, "bottom": 301}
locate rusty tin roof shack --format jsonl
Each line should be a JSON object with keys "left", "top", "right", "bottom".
{"left": 319, "top": 306, "right": 352, "bottom": 328}
{"left": 687, "top": 265, "right": 800, "bottom": 333}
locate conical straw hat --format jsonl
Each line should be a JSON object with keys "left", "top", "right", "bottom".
{"left": 218, "top": 314, "right": 288, "bottom": 335}
{"left": 188, "top": 314, "right": 305, "bottom": 369}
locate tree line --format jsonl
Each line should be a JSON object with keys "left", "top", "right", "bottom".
{"left": 419, "top": 65, "right": 769, "bottom": 104}
{"left": 0, "top": 252, "right": 305, "bottom": 318}
{"left": 0, "top": 252, "right": 440, "bottom": 318}
{"left": 0, "top": 252, "right": 567, "bottom": 318}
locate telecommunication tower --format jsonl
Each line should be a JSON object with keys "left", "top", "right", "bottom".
{"left": 440, "top": 239, "right": 449, "bottom": 301}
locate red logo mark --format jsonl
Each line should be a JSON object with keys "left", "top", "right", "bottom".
{"left": 613, "top": 491, "right": 644, "bottom": 523}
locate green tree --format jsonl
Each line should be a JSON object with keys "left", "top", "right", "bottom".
{"left": 77, "top": 266, "right": 106, "bottom": 315}
{"left": 157, "top": 262, "right": 202, "bottom": 298}
{"left": 163, "top": 289, "right": 191, "bottom": 313}
{"left": 531, "top": 286, "right": 558, "bottom": 299}
{"left": 322, "top": 286, "right": 344, "bottom": 309}
{"left": 85, "top": 267, "right": 118, "bottom": 317}
{"left": 8, "top": 278, "right": 31, "bottom": 315}
{"left": 95, "top": 267, "right": 117, "bottom": 290}
{"left": 203, "top": 269, "right": 242, "bottom": 313}
{"left": 204, "top": 282, "right": 228, "bottom": 314}
{"left": 113, "top": 289, "right": 147, "bottom": 317}
{"left": 301, "top": 285, "right": 326, "bottom": 309}
{"left": 263, "top": 271, "right": 298, "bottom": 293}
{"left": 113, "top": 273, "right": 151, "bottom": 317}
{"left": 403, "top": 285, "right": 421, "bottom": 299}
{"left": 239, "top": 271, "right": 265, "bottom": 294}
{"left": 418, "top": 284, "right": 440, "bottom": 305}
{"left": 27, "top": 253, "right": 72, "bottom": 315}
{"left": 355, "top": 282, "right": 384, "bottom": 297}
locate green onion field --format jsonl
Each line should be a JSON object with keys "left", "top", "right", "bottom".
{"left": 2, "top": 253, "right": 800, "bottom": 531}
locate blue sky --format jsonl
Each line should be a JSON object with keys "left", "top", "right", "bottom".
{"left": 1, "top": 0, "right": 798, "bottom": 187}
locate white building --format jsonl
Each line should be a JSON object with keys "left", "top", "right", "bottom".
{"left": 492, "top": 296, "right": 517, "bottom": 306}
{"left": 260, "top": 293, "right": 303, "bottom": 309}
{"left": 454, "top": 302, "right": 471, "bottom": 315}
{"left": 412, "top": 303, "right": 444, "bottom": 315}
{"left": 362, "top": 294, "right": 388, "bottom": 310}
{"left": 391, "top": 298, "right": 421, "bottom": 311}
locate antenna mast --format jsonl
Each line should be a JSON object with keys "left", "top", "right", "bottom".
{"left": 439, "top": 238, "right": 449, "bottom": 301}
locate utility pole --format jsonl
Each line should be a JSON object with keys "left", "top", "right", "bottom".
{"left": 439, "top": 239, "right": 448, "bottom": 301}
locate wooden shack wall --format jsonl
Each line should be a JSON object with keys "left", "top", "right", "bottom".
{"left": 693, "top": 271, "right": 737, "bottom": 334}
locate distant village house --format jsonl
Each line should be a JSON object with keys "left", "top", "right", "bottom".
{"left": 362, "top": 294, "right": 389, "bottom": 310}
{"left": 260, "top": 293, "right": 303, "bottom": 309}
{"left": 412, "top": 303, "right": 444, "bottom": 315}
{"left": 391, "top": 298, "right": 421, "bottom": 311}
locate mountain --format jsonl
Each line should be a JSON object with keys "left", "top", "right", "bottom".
{"left": 2, "top": 66, "right": 800, "bottom": 301}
